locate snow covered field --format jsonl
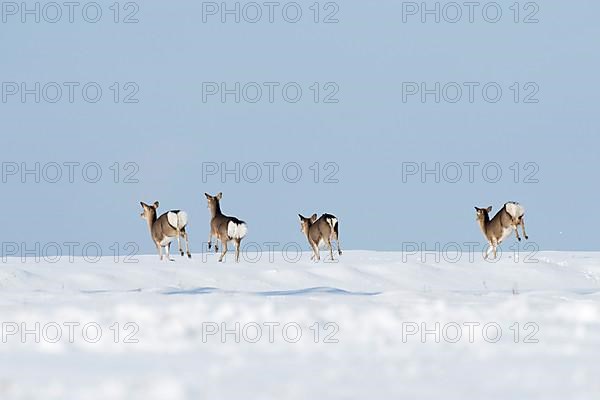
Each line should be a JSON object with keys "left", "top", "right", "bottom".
{"left": 1, "top": 250, "right": 600, "bottom": 399}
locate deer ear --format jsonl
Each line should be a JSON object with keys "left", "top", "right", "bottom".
{"left": 153, "top": 201, "right": 159, "bottom": 209}
{"left": 298, "top": 214, "right": 304, "bottom": 220}
{"left": 204, "top": 193, "right": 210, "bottom": 199}
{"left": 486, "top": 206, "right": 492, "bottom": 213}
{"left": 141, "top": 202, "right": 146, "bottom": 208}
{"left": 310, "top": 213, "right": 318, "bottom": 222}
{"left": 216, "top": 192, "right": 223, "bottom": 200}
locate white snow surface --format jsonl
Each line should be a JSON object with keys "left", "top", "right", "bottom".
{"left": 1, "top": 250, "right": 600, "bottom": 399}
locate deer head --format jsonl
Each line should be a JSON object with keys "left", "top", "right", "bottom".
{"left": 474, "top": 206, "right": 492, "bottom": 223}
{"left": 205, "top": 192, "right": 223, "bottom": 207}
{"left": 140, "top": 201, "right": 159, "bottom": 221}
{"left": 298, "top": 213, "right": 318, "bottom": 235}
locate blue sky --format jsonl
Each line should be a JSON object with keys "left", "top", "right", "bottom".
{"left": 1, "top": 1, "right": 599, "bottom": 253}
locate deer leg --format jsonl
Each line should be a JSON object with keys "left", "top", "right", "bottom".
{"left": 520, "top": 218, "right": 529, "bottom": 240}
{"left": 156, "top": 243, "right": 163, "bottom": 261}
{"left": 182, "top": 231, "right": 192, "bottom": 258}
{"left": 207, "top": 231, "right": 213, "bottom": 250}
{"left": 330, "top": 231, "right": 341, "bottom": 256}
{"left": 484, "top": 242, "right": 493, "bottom": 260}
{"left": 513, "top": 225, "right": 522, "bottom": 242}
{"left": 218, "top": 237, "right": 228, "bottom": 262}
{"left": 326, "top": 238, "right": 334, "bottom": 261}
{"left": 234, "top": 238, "right": 241, "bottom": 263}
{"left": 310, "top": 239, "right": 320, "bottom": 262}
{"left": 165, "top": 242, "right": 174, "bottom": 262}
{"left": 186, "top": 232, "right": 192, "bottom": 258}
{"left": 177, "top": 229, "right": 184, "bottom": 256}
{"left": 491, "top": 239, "right": 499, "bottom": 259}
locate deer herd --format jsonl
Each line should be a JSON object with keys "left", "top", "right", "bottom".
{"left": 140, "top": 194, "right": 528, "bottom": 262}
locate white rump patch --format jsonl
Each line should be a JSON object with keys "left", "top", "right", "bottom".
{"left": 167, "top": 211, "right": 188, "bottom": 230}
{"left": 326, "top": 217, "right": 338, "bottom": 231}
{"left": 228, "top": 221, "right": 248, "bottom": 239}
{"left": 505, "top": 202, "right": 525, "bottom": 219}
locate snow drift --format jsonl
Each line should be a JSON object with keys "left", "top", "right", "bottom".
{"left": 1, "top": 250, "right": 600, "bottom": 399}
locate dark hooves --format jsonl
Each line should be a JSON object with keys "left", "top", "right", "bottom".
{"left": 188, "top": 254, "right": 192, "bottom": 259}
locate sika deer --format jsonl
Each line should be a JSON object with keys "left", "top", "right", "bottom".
{"left": 140, "top": 201, "right": 191, "bottom": 261}
{"left": 475, "top": 201, "right": 529, "bottom": 259}
{"left": 298, "top": 213, "right": 342, "bottom": 261}
{"left": 205, "top": 192, "right": 247, "bottom": 262}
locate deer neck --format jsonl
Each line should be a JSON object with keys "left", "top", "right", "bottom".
{"left": 304, "top": 223, "right": 314, "bottom": 241}
{"left": 210, "top": 202, "right": 223, "bottom": 219}
{"left": 146, "top": 212, "right": 157, "bottom": 232}
{"left": 478, "top": 214, "right": 491, "bottom": 236}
